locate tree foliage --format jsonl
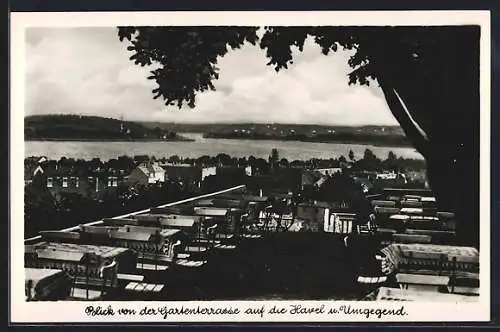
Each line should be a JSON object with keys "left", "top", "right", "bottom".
{"left": 118, "top": 27, "right": 260, "bottom": 108}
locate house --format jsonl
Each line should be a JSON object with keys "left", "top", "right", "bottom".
{"left": 202, "top": 166, "right": 217, "bottom": 181}
{"left": 24, "top": 164, "right": 45, "bottom": 186}
{"left": 128, "top": 162, "right": 165, "bottom": 185}
{"left": 161, "top": 163, "right": 203, "bottom": 187}
{"left": 85, "top": 171, "right": 125, "bottom": 197}
{"left": 244, "top": 165, "right": 252, "bottom": 177}
{"left": 24, "top": 157, "right": 49, "bottom": 186}
{"left": 25, "top": 156, "right": 129, "bottom": 200}
{"left": 25, "top": 156, "right": 47, "bottom": 166}
{"left": 37, "top": 164, "right": 83, "bottom": 199}
{"left": 40, "top": 164, "right": 125, "bottom": 201}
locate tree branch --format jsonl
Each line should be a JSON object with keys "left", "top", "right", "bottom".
{"left": 377, "top": 75, "right": 430, "bottom": 158}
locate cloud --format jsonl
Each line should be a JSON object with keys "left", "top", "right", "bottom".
{"left": 25, "top": 27, "right": 399, "bottom": 126}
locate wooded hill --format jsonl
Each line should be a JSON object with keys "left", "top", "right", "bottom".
{"left": 25, "top": 115, "right": 186, "bottom": 141}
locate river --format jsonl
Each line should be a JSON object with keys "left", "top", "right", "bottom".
{"left": 24, "top": 133, "right": 424, "bottom": 161}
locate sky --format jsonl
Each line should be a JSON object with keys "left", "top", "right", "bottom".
{"left": 25, "top": 27, "right": 399, "bottom": 126}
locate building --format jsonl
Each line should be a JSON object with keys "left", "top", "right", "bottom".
{"left": 244, "top": 165, "right": 252, "bottom": 177}
{"left": 25, "top": 156, "right": 130, "bottom": 200}
{"left": 24, "top": 157, "right": 48, "bottom": 186}
{"left": 161, "top": 163, "right": 203, "bottom": 187}
{"left": 382, "top": 188, "right": 433, "bottom": 201}
{"left": 202, "top": 166, "right": 217, "bottom": 181}
{"left": 24, "top": 164, "right": 45, "bottom": 186}
{"left": 27, "top": 160, "right": 125, "bottom": 200}
{"left": 128, "top": 162, "right": 165, "bottom": 185}
{"left": 44, "top": 168, "right": 124, "bottom": 201}
{"left": 86, "top": 170, "right": 125, "bottom": 197}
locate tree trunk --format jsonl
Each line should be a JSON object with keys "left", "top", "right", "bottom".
{"left": 376, "top": 69, "right": 479, "bottom": 248}
{"left": 377, "top": 79, "right": 479, "bottom": 247}
{"left": 365, "top": 26, "right": 480, "bottom": 249}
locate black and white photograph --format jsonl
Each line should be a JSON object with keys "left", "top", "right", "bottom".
{"left": 10, "top": 11, "right": 490, "bottom": 323}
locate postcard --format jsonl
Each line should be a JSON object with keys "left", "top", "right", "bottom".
{"left": 10, "top": 10, "right": 491, "bottom": 323}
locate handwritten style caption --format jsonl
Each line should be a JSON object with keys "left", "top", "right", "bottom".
{"left": 85, "top": 303, "right": 408, "bottom": 320}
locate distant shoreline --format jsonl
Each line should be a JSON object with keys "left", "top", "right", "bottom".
{"left": 25, "top": 136, "right": 416, "bottom": 150}
{"left": 202, "top": 134, "right": 414, "bottom": 148}
{"left": 216, "top": 138, "right": 414, "bottom": 148}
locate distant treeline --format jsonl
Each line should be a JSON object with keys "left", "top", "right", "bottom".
{"left": 24, "top": 114, "right": 191, "bottom": 141}
{"left": 204, "top": 131, "right": 412, "bottom": 147}
{"left": 26, "top": 148, "right": 426, "bottom": 173}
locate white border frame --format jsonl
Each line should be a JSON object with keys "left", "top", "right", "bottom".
{"left": 10, "top": 10, "right": 491, "bottom": 323}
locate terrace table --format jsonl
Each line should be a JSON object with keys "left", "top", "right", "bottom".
{"left": 371, "top": 200, "right": 397, "bottom": 208}
{"left": 136, "top": 263, "right": 169, "bottom": 272}
{"left": 396, "top": 273, "right": 450, "bottom": 292}
{"left": 69, "top": 288, "right": 104, "bottom": 301}
{"left": 184, "top": 245, "right": 209, "bottom": 253}
{"left": 363, "top": 286, "right": 478, "bottom": 302}
{"left": 124, "top": 282, "right": 164, "bottom": 294}
{"left": 117, "top": 273, "right": 144, "bottom": 282}
{"left": 175, "top": 260, "right": 206, "bottom": 268}
{"left": 25, "top": 268, "right": 72, "bottom": 301}
{"left": 241, "top": 234, "right": 262, "bottom": 239}
{"left": 379, "top": 243, "right": 479, "bottom": 277}
{"left": 404, "top": 229, "right": 456, "bottom": 244}
{"left": 357, "top": 276, "right": 388, "bottom": 284}
{"left": 393, "top": 233, "right": 432, "bottom": 244}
